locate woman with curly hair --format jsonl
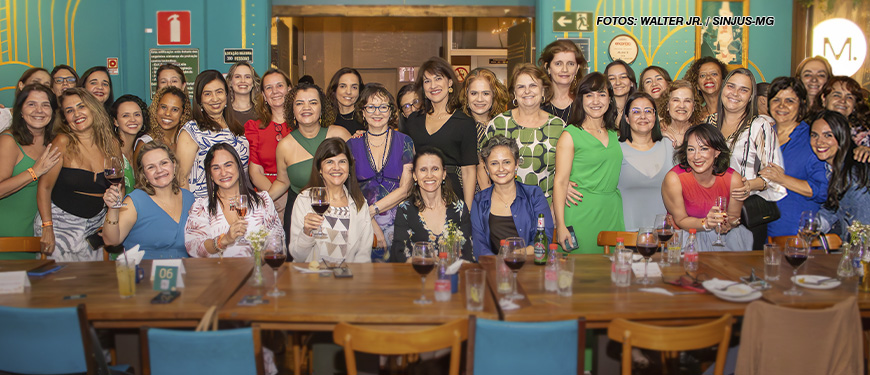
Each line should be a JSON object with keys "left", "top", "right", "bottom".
{"left": 538, "top": 39, "right": 587, "bottom": 123}
{"left": 35, "top": 88, "right": 122, "bottom": 261}
{"left": 459, "top": 68, "right": 509, "bottom": 189}
{"left": 226, "top": 61, "right": 261, "bottom": 126}
{"left": 658, "top": 80, "right": 701, "bottom": 147}
{"left": 811, "top": 76, "right": 870, "bottom": 147}
{"left": 135, "top": 86, "right": 191, "bottom": 161}
{"left": 683, "top": 57, "right": 727, "bottom": 119}
{"left": 268, "top": 82, "right": 351, "bottom": 234}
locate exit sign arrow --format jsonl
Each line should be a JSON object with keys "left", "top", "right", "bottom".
{"left": 553, "top": 11, "right": 593, "bottom": 32}
{"left": 557, "top": 16, "right": 571, "bottom": 28}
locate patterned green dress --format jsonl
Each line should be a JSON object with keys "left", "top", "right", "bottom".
{"left": 483, "top": 111, "right": 565, "bottom": 202}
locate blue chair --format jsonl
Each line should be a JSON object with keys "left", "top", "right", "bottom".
{"left": 140, "top": 325, "right": 263, "bottom": 375}
{"left": 467, "top": 316, "right": 586, "bottom": 375}
{"left": 0, "top": 304, "right": 96, "bottom": 374}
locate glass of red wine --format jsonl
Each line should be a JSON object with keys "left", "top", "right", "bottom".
{"left": 264, "top": 236, "right": 286, "bottom": 297}
{"left": 104, "top": 156, "right": 126, "bottom": 208}
{"left": 411, "top": 241, "right": 436, "bottom": 304}
{"left": 654, "top": 214, "right": 674, "bottom": 267}
{"left": 309, "top": 187, "right": 329, "bottom": 239}
{"left": 636, "top": 228, "right": 658, "bottom": 285}
{"left": 784, "top": 237, "right": 809, "bottom": 296}
{"left": 503, "top": 237, "right": 527, "bottom": 300}
{"left": 234, "top": 195, "right": 250, "bottom": 244}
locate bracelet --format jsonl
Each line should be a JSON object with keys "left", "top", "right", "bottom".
{"left": 105, "top": 217, "right": 119, "bottom": 225}
{"left": 41, "top": 221, "right": 53, "bottom": 228}
{"left": 760, "top": 178, "right": 768, "bottom": 191}
{"left": 215, "top": 234, "right": 227, "bottom": 251}
{"left": 27, "top": 168, "right": 38, "bottom": 181}
{"left": 373, "top": 204, "right": 380, "bottom": 215}
{"left": 701, "top": 218, "right": 710, "bottom": 232}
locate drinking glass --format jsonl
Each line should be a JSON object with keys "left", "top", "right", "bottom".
{"left": 636, "top": 228, "right": 657, "bottom": 285}
{"left": 234, "top": 195, "right": 250, "bottom": 245}
{"left": 264, "top": 236, "right": 286, "bottom": 297}
{"left": 799, "top": 211, "right": 820, "bottom": 256}
{"left": 667, "top": 231, "right": 682, "bottom": 265}
{"left": 763, "top": 243, "right": 781, "bottom": 281}
{"left": 104, "top": 157, "right": 126, "bottom": 208}
{"left": 309, "top": 187, "right": 329, "bottom": 239}
{"left": 465, "top": 269, "right": 486, "bottom": 311}
{"left": 654, "top": 214, "right": 674, "bottom": 266}
{"left": 784, "top": 238, "right": 809, "bottom": 296}
{"left": 503, "top": 237, "right": 527, "bottom": 300}
{"left": 411, "top": 242, "right": 436, "bottom": 304}
{"left": 711, "top": 196, "right": 728, "bottom": 247}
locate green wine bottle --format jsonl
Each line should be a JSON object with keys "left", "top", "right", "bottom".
{"left": 533, "top": 214, "right": 548, "bottom": 265}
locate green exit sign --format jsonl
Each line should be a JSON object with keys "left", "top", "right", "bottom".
{"left": 553, "top": 12, "right": 593, "bottom": 32}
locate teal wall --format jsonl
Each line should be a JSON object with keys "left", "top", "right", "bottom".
{"left": 1, "top": 0, "right": 270, "bottom": 106}
{"left": 271, "top": 0, "right": 535, "bottom": 5}
{"left": 536, "top": 0, "right": 793, "bottom": 83}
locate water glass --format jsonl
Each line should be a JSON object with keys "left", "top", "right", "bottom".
{"left": 667, "top": 231, "right": 682, "bottom": 265}
{"left": 763, "top": 243, "right": 781, "bottom": 281}
{"left": 557, "top": 258, "right": 575, "bottom": 296}
{"left": 465, "top": 269, "right": 486, "bottom": 311}
{"left": 115, "top": 261, "right": 136, "bottom": 298}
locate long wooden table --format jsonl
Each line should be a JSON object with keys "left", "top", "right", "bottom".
{"left": 481, "top": 252, "right": 865, "bottom": 328}
{"left": 0, "top": 258, "right": 253, "bottom": 328}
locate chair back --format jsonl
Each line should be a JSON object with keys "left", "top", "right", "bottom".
{"left": 597, "top": 231, "right": 637, "bottom": 254}
{"left": 0, "top": 304, "right": 95, "bottom": 374}
{"left": 769, "top": 234, "right": 842, "bottom": 253}
{"left": 607, "top": 314, "right": 732, "bottom": 375}
{"left": 467, "top": 316, "right": 585, "bottom": 375}
{"left": 333, "top": 318, "right": 467, "bottom": 375}
{"left": 0, "top": 236, "right": 44, "bottom": 259}
{"left": 736, "top": 297, "right": 861, "bottom": 375}
{"left": 141, "top": 325, "right": 263, "bottom": 375}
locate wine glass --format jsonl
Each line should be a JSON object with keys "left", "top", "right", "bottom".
{"left": 309, "top": 187, "right": 329, "bottom": 239}
{"left": 636, "top": 228, "right": 658, "bottom": 285}
{"left": 234, "top": 195, "right": 249, "bottom": 245}
{"left": 411, "top": 242, "right": 436, "bottom": 304}
{"left": 503, "top": 237, "right": 527, "bottom": 300}
{"left": 654, "top": 214, "right": 674, "bottom": 266}
{"left": 104, "top": 157, "right": 126, "bottom": 208}
{"left": 711, "top": 196, "right": 728, "bottom": 247}
{"left": 264, "top": 236, "right": 286, "bottom": 297}
{"left": 783, "top": 237, "right": 810, "bottom": 296}
{"left": 799, "top": 211, "right": 820, "bottom": 255}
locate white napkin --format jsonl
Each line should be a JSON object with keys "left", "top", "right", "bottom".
{"left": 631, "top": 262, "right": 662, "bottom": 278}
{"left": 115, "top": 244, "right": 144, "bottom": 265}
{"left": 446, "top": 259, "right": 465, "bottom": 275}
{"left": 499, "top": 298, "right": 521, "bottom": 310}
{"left": 639, "top": 287, "right": 675, "bottom": 296}
{"left": 292, "top": 265, "right": 332, "bottom": 274}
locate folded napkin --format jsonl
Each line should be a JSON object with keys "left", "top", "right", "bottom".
{"left": 498, "top": 298, "right": 521, "bottom": 310}
{"left": 115, "top": 244, "right": 144, "bottom": 265}
{"left": 292, "top": 265, "right": 332, "bottom": 274}
{"left": 639, "top": 287, "right": 675, "bottom": 296}
{"left": 631, "top": 262, "right": 662, "bottom": 278}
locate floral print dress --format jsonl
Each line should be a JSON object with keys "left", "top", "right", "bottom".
{"left": 389, "top": 199, "right": 474, "bottom": 263}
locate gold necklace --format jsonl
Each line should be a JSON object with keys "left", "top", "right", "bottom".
{"left": 494, "top": 190, "right": 515, "bottom": 208}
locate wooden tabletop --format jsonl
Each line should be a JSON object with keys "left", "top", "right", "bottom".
{"left": 0, "top": 259, "right": 53, "bottom": 273}
{"left": 219, "top": 262, "right": 499, "bottom": 330}
{"left": 0, "top": 258, "right": 252, "bottom": 328}
{"left": 484, "top": 252, "right": 864, "bottom": 327}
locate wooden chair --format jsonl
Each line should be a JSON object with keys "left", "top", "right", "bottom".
{"left": 333, "top": 318, "right": 468, "bottom": 375}
{"left": 597, "top": 231, "right": 637, "bottom": 254}
{"left": 768, "top": 233, "right": 842, "bottom": 253}
{"left": 0, "top": 236, "right": 44, "bottom": 259}
{"left": 467, "top": 316, "right": 585, "bottom": 375}
{"left": 607, "top": 314, "right": 733, "bottom": 375}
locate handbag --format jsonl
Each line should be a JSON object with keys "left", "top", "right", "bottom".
{"left": 741, "top": 193, "right": 781, "bottom": 228}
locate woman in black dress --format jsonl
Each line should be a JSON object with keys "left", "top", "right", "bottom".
{"left": 404, "top": 57, "right": 478, "bottom": 207}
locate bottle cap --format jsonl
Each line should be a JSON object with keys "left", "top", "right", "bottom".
{"left": 439, "top": 252, "right": 448, "bottom": 258}
{"left": 689, "top": 229, "right": 697, "bottom": 234}
{"left": 616, "top": 237, "right": 624, "bottom": 242}
{"left": 500, "top": 239, "right": 506, "bottom": 245}
{"left": 549, "top": 243, "right": 558, "bottom": 249}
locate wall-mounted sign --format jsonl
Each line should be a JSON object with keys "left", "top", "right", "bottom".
{"left": 157, "top": 11, "right": 191, "bottom": 46}
{"left": 399, "top": 67, "right": 416, "bottom": 83}
{"left": 489, "top": 58, "right": 508, "bottom": 65}
{"left": 106, "top": 57, "right": 119, "bottom": 75}
{"left": 224, "top": 48, "right": 253, "bottom": 64}
{"left": 149, "top": 48, "right": 199, "bottom": 99}
{"left": 553, "top": 11, "right": 593, "bottom": 33}
{"left": 813, "top": 18, "right": 867, "bottom": 77}
{"left": 608, "top": 34, "right": 639, "bottom": 64}
{"left": 454, "top": 66, "right": 470, "bottom": 82}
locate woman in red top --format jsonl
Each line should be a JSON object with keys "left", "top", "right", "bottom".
{"left": 244, "top": 68, "right": 293, "bottom": 220}
{"left": 662, "top": 123, "right": 751, "bottom": 251}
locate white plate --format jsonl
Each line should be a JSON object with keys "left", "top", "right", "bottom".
{"left": 702, "top": 280, "right": 756, "bottom": 298}
{"left": 792, "top": 275, "right": 841, "bottom": 290}
{"left": 712, "top": 290, "right": 763, "bottom": 303}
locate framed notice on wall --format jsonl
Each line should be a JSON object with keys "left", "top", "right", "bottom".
{"left": 696, "top": 0, "right": 750, "bottom": 69}
{"left": 149, "top": 48, "right": 199, "bottom": 100}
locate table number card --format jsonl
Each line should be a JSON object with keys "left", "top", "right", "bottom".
{"left": 150, "top": 259, "right": 185, "bottom": 290}
{"left": 0, "top": 271, "right": 31, "bottom": 294}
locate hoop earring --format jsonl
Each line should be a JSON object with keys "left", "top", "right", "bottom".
{"left": 512, "top": 98, "right": 518, "bottom": 107}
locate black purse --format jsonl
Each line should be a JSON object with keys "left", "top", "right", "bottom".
{"left": 740, "top": 194, "right": 780, "bottom": 228}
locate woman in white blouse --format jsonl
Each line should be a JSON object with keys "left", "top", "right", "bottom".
{"left": 184, "top": 143, "right": 283, "bottom": 258}
{"left": 289, "top": 137, "right": 374, "bottom": 263}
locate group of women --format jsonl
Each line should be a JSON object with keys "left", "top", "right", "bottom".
{"left": 2, "top": 45, "right": 869, "bottom": 263}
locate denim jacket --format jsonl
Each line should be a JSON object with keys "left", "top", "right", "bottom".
{"left": 471, "top": 181, "right": 554, "bottom": 259}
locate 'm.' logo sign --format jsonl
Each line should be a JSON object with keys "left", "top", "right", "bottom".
{"left": 813, "top": 18, "right": 866, "bottom": 76}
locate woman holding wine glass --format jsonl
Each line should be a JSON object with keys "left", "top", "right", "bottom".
{"left": 390, "top": 147, "right": 474, "bottom": 263}
{"left": 35, "top": 88, "right": 121, "bottom": 261}
{"left": 102, "top": 142, "right": 194, "bottom": 259}
{"left": 288, "top": 138, "right": 373, "bottom": 263}
{"left": 661, "top": 123, "right": 751, "bottom": 251}
{"left": 184, "top": 143, "right": 283, "bottom": 259}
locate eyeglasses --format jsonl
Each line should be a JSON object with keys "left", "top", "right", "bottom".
{"left": 54, "top": 77, "right": 77, "bottom": 84}
{"left": 274, "top": 122, "right": 285, "bottom": 142}
{"left": 364, "top": 104, "right": 391, "bottom": 113}
{"left": 401, "top": 100, "right": 420, "bottom": 111}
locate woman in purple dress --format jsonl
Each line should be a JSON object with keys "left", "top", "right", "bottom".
{"left": 347, "top": 84, "right": 414, "bottom": 262}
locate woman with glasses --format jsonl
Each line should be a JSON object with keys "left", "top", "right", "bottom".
{"left": 397, "top": 84, "right": 420, "bottom": 133}
{"left": 245, "top": 69, "right": 293, "bottom": 220}
{"left": 50, "top": 65, "right": 78, "bottom": 97}
{"left": 347, "top": 84, "right": 414, "bottom": 262}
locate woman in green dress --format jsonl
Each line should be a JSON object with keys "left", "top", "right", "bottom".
{"left": 0, "top": 84, "right": 61, "bottom": 258}
{"left": 553, "top": 72, "right": 625, "bottom": 253}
